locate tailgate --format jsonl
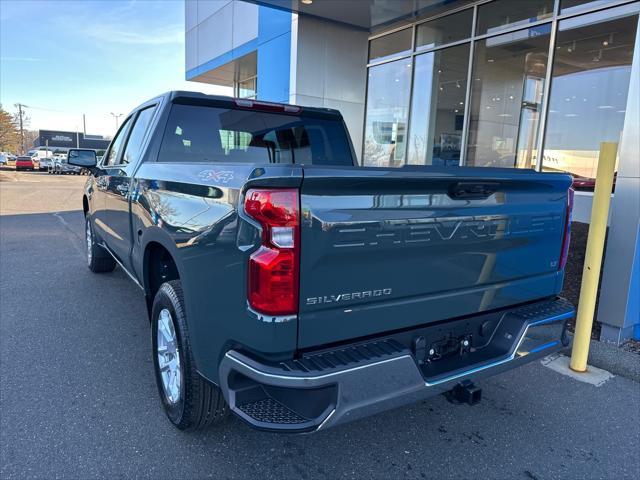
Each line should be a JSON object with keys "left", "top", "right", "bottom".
{"left": 297, "top": 166, "right": 572, "bottom": 349}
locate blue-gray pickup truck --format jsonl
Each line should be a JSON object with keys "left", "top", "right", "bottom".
{"left": 69, "top": 91, "right": 575, "bottom": 433}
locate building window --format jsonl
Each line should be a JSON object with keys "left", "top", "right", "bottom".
{"left": 560, "top": 0, "right": 613, "bottom": 15}
{"left": 407, "top": 43, "right": 470, "bottom": 166}
{"left": 363, "top": 58, "right": 412, "bottom": 166}
{"left": 416, "top": 9, "right": 473, "bottom": 50}
{"left": 466, "top": 25, "right": 551, "bottom": 168}
{"left": 476, "top": 0, "right": 554, "bottom": 36}
{"left": 542, "top": 12, "right": 639, "bottom": 179}
{"left": 369, "top": 28, "right": 412, "bottom": 63}
{"left": 363, "top": 0, "right": 638, "bottom": 172}
{"left": 235, "top": 76, "right": 257, "bottom": 99}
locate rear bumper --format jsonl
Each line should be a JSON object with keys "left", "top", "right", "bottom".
{"left": 219, "top": 297, "right": 574, "bottom": 433}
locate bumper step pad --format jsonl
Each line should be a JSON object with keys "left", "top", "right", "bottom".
{"left": 280, "top": 338, "right": 406, "bottom": 374}
{"left": 238, "top": 398, "right": 307, "bottom": 425}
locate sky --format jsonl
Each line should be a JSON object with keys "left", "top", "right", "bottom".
{"left": 0, "top": 0, "right": 229, "bottom": 138}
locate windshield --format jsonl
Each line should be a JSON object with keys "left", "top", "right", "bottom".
{"left": 157, "top": 103, "right": 354, "bottom": 166}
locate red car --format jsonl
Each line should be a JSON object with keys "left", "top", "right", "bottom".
{"left": 15, "top": 156, "right": 35, "bottom": 171}
{"left": 571, "top": 173, "right": 617, "bottom": 192}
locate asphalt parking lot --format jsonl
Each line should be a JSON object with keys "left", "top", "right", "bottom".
{"left": 1, "top": 169, "right": 639, "bottom": 480}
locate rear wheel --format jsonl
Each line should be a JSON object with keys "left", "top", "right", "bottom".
{"left": 151, "top": 280, "right": 227, "bottom": 430}
{"left": 85, "top": 215, "right": 116, "bottom": 273}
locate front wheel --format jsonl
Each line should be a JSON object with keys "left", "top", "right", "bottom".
{"left": 151, "top": 280, "right": 227, "bottom": 430}
{"left": 85, "top": 215, "right": 116, "bottom": 273}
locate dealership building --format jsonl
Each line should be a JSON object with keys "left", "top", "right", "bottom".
{"left": 185, "top": 0, "right": 640, "bottom": 342}
{"left": 33, "top": 130, "right": 111, "bottom": 152}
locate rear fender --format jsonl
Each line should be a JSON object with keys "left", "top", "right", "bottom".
{"left": 138, "top": 226, "right": 184, "bottom": 299}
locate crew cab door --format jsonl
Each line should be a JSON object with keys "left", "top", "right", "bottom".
{"left": 91, "top": 116, "right": 133, "bottom": 244}
{"left": 104, "top": 105, "right": 157, "bottom": 269}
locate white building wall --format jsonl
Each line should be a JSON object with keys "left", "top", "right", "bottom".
{"left": 289, "top": 15, "right": 369, "bottom": 162}
{"left": 185, "top": 0, "right": 258, "bottom": 74}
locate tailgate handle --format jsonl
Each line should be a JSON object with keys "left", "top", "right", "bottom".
{"left": 449, "top": 182, "right": 499, "bottom": 200}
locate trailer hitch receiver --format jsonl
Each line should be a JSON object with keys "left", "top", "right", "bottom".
{"left": 445, "top": 380, "right": 482, "bottom": 406}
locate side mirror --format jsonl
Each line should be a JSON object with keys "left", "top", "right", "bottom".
{"left": 67, "top": 149, "right": 97, "bottom": 168}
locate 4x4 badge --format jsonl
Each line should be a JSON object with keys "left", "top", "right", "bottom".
{"left": 197, "top": 170, "right": 234, "bottom": 183}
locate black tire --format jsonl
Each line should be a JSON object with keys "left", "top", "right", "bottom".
{"left": 85, "top": 215, "right": 116, "bottom": 273}
{"left": 151, "top": 280, "right": 227, "bottom": 430}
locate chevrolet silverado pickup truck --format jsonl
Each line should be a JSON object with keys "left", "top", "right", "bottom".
{"left": 69, "top": 91, "right": 575, "bottom": 433}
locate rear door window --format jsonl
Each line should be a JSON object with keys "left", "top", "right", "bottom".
{"left": 120, "top": 106, "right": 157, "bottom": 166}
{"left": 157, "top": 104, "right": 354, "bottom": 166}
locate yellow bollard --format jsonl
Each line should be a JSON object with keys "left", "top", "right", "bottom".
{"left": 570, "top": 142, "right": 618, "bottom": 372}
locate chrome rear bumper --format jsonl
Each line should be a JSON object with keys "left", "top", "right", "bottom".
{"left": 219, "top": 297, "right": 574, "bottom": 433}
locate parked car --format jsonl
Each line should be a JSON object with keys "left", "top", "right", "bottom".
{"left": 5, "top": 154, "right": 17, "bottom": 167}
{"left": 54, "top": 158, "right": 83, "bottom": 175}
{"left": 31, "top": 150, "right": 53, "bottom": 162}
{"left": 38, "top": 157, "right": 54, "bottom": 171}
{"left": 0, "top": 152, "right": 6, "bottom": 165}
{"left": 49, "top": 154, "right": 64, "bottom": 173}
{"left": 15, "top": 156, "right": 35, "bottom": 171}
{"left": 71, "top": 92, "right": 575, "bottom": 433}
{"left": 571, "top": 173, "right": 617, "bottom": 192}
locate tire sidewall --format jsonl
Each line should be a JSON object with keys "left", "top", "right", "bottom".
{"left": 85, "top": 215, "right": 100, "bottom": 269}
{"left": 85, "top": 216, "right": 94, "bottom": 268}
{"left": 151, "top": 285, "right": 187, "bottom": 426}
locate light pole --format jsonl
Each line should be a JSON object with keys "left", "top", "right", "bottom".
{"left": 110, "top": 112, "right": 123, "bottom": 130}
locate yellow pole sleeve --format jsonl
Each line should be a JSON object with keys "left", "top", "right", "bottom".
{"left": 570, "top": 142, "right": 618, "bottom": 372}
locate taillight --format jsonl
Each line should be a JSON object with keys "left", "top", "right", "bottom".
{"left": 559, "top": 187, "right": 574, "bottom": 270}
{"left": 245, "top": 189, "right": 300, "bottom": 316}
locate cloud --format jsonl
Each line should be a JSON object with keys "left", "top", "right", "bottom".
{"left": 83, "top": 23, "right": 183, "bottom": 46}
{"left": 51, "top": 0, "right": 184, "bottom": 47}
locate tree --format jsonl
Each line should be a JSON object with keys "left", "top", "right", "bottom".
{"left": 0, "top": 105, "right": 20, "bottom": 153}
{"left": 24, "top": 130, "right": 38, "bottom": 151}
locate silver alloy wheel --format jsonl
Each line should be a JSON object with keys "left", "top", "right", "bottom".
{"left": 85, "top": 219, "right": 92, "bottom": 265}
{"left": 157, "top": 308, "right": 182, "bottom": 404}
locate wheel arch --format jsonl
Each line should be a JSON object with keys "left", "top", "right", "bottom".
{"left": 142, "top": 235, "right": 182, "bottom": 317}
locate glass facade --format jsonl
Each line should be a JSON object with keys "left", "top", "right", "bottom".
{"left": 235, "top": 76, "right": 257, "bottom": 99}
{"left": 466, "top": 25, "right": 551, "bottom": 168}
{"left": 543, "top": 11, "right": 638, "bottom": 178}
{"left": 362, "top": 0, "right": 639, "bottom": 180}
{"left": 416, "top": 8, "right": 472, "bottom": 49}
{"left": 363, "top": 58, "right": 412, "bottom": 167}
{"left": 560, "top": 0, "right": 614, "bottom": 14}
{"left": 369, "top": 27, "right": 413, "bottom": 63}
{"left": 407, "top": 44, "right": 470, "bottom": 166}
{"left": 476, "top": 0, "right": 554, "bottom": 35}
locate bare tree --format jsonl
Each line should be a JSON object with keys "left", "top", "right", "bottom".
{"left": 24, "top": 130, "right": 39, "bottom": 151}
